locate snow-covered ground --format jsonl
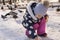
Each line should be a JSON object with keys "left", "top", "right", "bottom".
{"left": 0, "top": 8, "right": 60, "bottom": 40}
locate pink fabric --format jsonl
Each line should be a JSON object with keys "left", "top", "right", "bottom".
{"left": 33, "top": 23, "right": 39, "bottom": 30}
{"left": 26, "top": 30, "right": 29, "bottom": 36}
{"left": 26, "top": 17, "right": 46, "bottom": 36}
{"left": 37, "top": 17, "right": 46, "bottom": 35}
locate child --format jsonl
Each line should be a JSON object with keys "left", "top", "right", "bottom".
{"left": 33, "top": 0, "right": 49, "bottom": 37}
{"left": 26, "top": 14, "right": 49, "bottom": 38}
{"left": 22, "top": 1, "right": 49, "bottom": 40}
{"left": 37, "top": 14, "right": 49, "bottom": 37}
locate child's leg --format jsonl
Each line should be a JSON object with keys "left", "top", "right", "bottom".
{"left": 25, "top": 29, "right": 39, "bottom": 40}
{"left": 37, "top": 25, "right": 47, "bottom": 37}
{"left": 37, "top": 18, "right": 47, "bottom": 37}
{"left": 27, "top": 35, "right": 38, "bottom": 40}
{"left": 34, "top": 36, "right": 39, "bottom": 40}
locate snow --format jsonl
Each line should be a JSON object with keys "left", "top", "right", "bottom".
{"left": 0, "top": 8, "right": 60, "bottom": 40}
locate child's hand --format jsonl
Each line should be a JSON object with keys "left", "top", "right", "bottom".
{"left": 45, "top": 16, "right": 49, "bottom": 22}
{"left": 35, "top": 14, "right": 42, "bottom": 19}
{"left": 44, "top": 14, "right": 49, "bottom": 22}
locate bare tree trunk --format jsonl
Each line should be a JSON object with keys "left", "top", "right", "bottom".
{"left": 9, "top": 0, "right": 12, "bottom": 5}
{"left": 0, "top": 0, "right": 1, "bottom": 3}
{"left": 14, "top": 0, "right": 17, "bottom": 8}
{"left": 13, "top": 0, "right": 14, "bottom": 3}
{"left": 37, "top": 0, "right": 41, "bottom": 2}
{"left": 59, "top": 0, "right": 60, "bottom": 2}
{"left": 3, "top": 0, "right": 5, "bottom": 5}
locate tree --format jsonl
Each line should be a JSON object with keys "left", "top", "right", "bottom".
{"left": 9, "top": 0, "right": 12, "bottom": 5}
{"left": 38, "top": 0, "right": 41, "bottom": 2}
{"left": 3, "top": 0, "right": 5, "bottom": 5}
{"left": 13, "top": 0, "right": 16, "bottom": 3}
{"left": 59, "top": 0, "right": 60, "bottom": 2}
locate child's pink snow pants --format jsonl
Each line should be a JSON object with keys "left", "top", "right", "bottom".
{"left": 37, "top": 17, "right": 46, "bottom": 35}
{"left": 26, "top": 17, "right": 46, "bottom": 36}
